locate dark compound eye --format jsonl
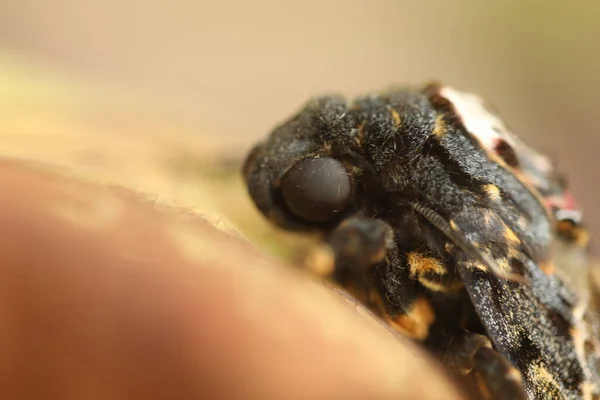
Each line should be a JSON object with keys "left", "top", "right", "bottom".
{"left": 280, "top": 157, "right": 352, "bottom": 223}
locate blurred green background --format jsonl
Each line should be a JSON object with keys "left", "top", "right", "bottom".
{"left": 0, "top": 1, "right": 599, "bottom": 252}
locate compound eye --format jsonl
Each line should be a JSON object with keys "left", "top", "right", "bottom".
{"left": 280, "top": 157, "right": 352, "bottom": 223}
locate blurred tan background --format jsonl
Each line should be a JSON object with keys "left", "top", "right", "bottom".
{"left": 0, "top": 0, "right": 599, "bottom": 253}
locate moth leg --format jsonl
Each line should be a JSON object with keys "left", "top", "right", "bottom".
{"left": 429, "top": 331, "right": 526, "bottom": 400}
{"left": 331, "top": 218, "right": 435, "bottom": 339}
{"left": 303, "top": 217, "right": 394, "bottom": 279}
{"left": 328, "top": 217, "right": 395, "bottom": 275}
{"left": 306, "top": 217, "right": 431, "bottom": 339}
{"left": 473, "top": 347, "right": 527, "bottom": 400}
{"left": 306, "top": 217, "right": 394, "bottom": 300}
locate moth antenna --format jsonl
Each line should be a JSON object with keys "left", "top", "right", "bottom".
{"left": 411, "top": 202, "right": 527, "bottom": 284}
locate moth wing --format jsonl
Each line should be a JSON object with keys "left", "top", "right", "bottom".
{"left": 457, "top": 260, "right": 594, "bottom": 399}
{"left": 415, "top": 202, "right": 598, "bottom": 398}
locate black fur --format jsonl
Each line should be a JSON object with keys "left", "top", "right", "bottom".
{"left": 243, "top": 84, "right": 600, "bottom": 400}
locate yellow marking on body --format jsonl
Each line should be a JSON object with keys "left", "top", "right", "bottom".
{"left": 483, "top": 184, "right": 501, "bottom": 201}
{"left": 538, "top": 261, "right": 555, "bottom": 275}
{"left": 418, "top": 277, "right": 464, "bottom": 292}
{"left": 495, "top": 257, "right": 511, "bottom": 273}
{"left": 407, "top": 252, "right": 446, "bottom": 277}
{"left": 466, "top": 261, "right": 488, "bottom": 272}
{"left": 385, "top": 296, "right": 435, "bottom": 340}
{"left": 507, "top": 243, "right": 521, "bottom": 259}
{"left": 355, "top": 120, "right": 366, "bottom": 145}
{"left": 387, "top": 105, "right": 401, "bottom": 127}
{"left": 433, "top": 114, "right": 446, "bottom": 137}
{"left": 503, "top": 226, "right": 521, "bottom": 245}
{"left": 449, "top": 220, "right": 459, "bottom": 230}
{"left": 444, "top": 242, "right": 454, "bottom": 253}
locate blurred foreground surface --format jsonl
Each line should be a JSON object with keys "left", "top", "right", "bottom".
{"left": 0, "top": 157, "right": 465, "bottom": 399}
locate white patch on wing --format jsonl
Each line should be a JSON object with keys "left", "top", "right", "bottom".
{"left": 438, "top": 86, "right": 516, "bottom": 150}
{"left": 438, "top": 86, "right": 555, "bottom": 188}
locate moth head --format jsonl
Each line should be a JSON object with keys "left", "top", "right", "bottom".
{"left": 244, "top": 148, "right": 355, "bottom": 231}
{"left": 243, "top": 97, "right": 358, "bottom": 231}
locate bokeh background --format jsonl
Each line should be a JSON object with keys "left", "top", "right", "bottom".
{"left": 0, "top": 0, "right": 599, "bottom": 254}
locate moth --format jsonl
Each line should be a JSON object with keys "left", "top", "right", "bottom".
{"left": 242, "top": 83, "right": 600, "bottom": 400}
